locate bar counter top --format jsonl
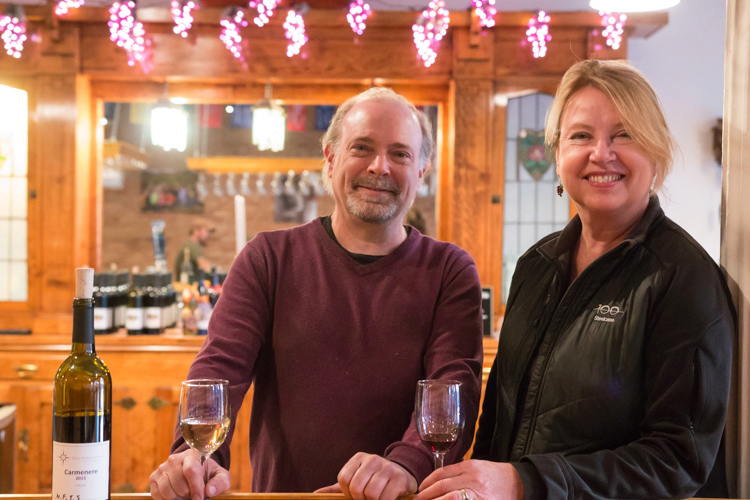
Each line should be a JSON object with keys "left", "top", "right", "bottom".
{"left": 0, "top": 495, "right": 725, "bottom": 500}
{"left": 0, "top": 495, "right": 351, "bottom": 500}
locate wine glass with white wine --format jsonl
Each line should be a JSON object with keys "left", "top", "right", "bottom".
{"left": 179, "top": 379, "right": 230, "bottom": 494}
{"left": 415, "top": 379, "right": 463, "bottom": 469}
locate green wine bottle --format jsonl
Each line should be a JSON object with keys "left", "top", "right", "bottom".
{"left": 52, "top": 268, "right": 112, "bottom": 500}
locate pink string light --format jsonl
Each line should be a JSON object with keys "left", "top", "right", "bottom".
{"left": 55, "top": 0, "right": 84, "bottom": 17}
{"left": 171, "top": 0, "right": 197, "bottom": 38}
{"left": 347, "top": 0, "right": 372, "bottom": 36}
{"left": 248, "top": 0, "right": 278, "bottom": 28}
{"left": 108, "top": 1, "right": 149, "bottom": 68}
{"left": 471, "top": 0, "right": 496, "bottom": 28}
{"left": 412, "top": 0, "right": 450, "bottom": 68}
{"left": 0, "top": 15, "right": 26, "bottom": 59}
{"left": 526, "top": 11, "right": 551, "bottom": 58}
{"left": 599, "top": 10, "right": 626, "bottom": 50}
{"left": 220, "top": 7, "right": 247, "bottom": 61}
{"left": 283, "top": 9, "right": 307, "bottom": 57}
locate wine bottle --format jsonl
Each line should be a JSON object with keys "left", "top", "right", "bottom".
{"left": 52, "top": 267, "right": 112, "bottom": 500}
{"left": 125, "top": 273, "right": 145, "bottom": 335}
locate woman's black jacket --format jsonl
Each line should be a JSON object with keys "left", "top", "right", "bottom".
{"left": 473, "top": 197, "right": 735, "bottom": 499}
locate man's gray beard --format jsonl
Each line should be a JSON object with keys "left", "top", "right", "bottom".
{"left": 345, "top": 195, "right": 400, "bottom": 223}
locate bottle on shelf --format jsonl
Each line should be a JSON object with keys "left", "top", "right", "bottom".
{"left": 52, "top": 267, "right": 112, "bottom": 500}
{"left": 163, "top": 273, "right": 178, "bottom": 329}
{"left": 114, "top": 270, "right": 130, "bottom": 331}
{"left": 125, "top": 273, "right": 145, "bottom": 335}
{"left": 180, "top": 247, "right": 194, "bottom": 285}
{"left": 143, "top": 274, "right": 163, "bottom": 335}
{"left": 93, "top": 273, "right": 117, "bottom": 335}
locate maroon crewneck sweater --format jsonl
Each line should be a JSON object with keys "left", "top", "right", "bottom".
{"left": 172, "top": 218, "right": 483, "bottom": 492}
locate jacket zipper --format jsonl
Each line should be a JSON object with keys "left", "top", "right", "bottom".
{"left": 520, "top": 266, "right": 593, "bottom": 457}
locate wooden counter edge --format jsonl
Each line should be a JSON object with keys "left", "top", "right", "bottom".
{"left": 0, "top": 496, "right": 724, "bottom": 500}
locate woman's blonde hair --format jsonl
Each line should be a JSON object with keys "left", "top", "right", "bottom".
{"left": 545, "top": 59, "right": 676, "bottom": 193}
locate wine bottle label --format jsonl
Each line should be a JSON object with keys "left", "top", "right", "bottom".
{"left": 93, "top": 308, "right": 113, "bottom": 331}
{"left": 145, "top": 307, "right": 161, "bottom": 329}
{"left": 52, "top": 441, "right": 110, "bottom": 500}
{"left": 125, "top": 308, "right": 144, "bottom": 330}
{"left": 115, "top": 306, "right": 127, "bottom": 328}
{"left": 161, "top": 307, "right": 170, "bottom": 329}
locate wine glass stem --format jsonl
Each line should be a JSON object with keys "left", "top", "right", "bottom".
{"left": 434, "top": 452, "right": 445, "bottom": 469}
{"left": 201, "top": 455, "right": 208, "bottom": 498}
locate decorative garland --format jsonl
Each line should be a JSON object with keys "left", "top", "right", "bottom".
{"left": 55, "top": 0, "right": 84, "bottom": 17}
{"left": 171, "top": 0, "right": 197, "bottom": 38}
{"left": 471, "top": 0, "right": 496, "bottom": 28}
{"left": 526, "top": 10, "right": 550, "bottom": 58}
{"left": 347, "top": 0, "right": 372, "bottom": 35}
{"left": 412, "top": 0, "right": 450, "bottom": 68}
{"left": 108, "top": 1, "right": 150, "bottom": 68}
{"left": 599, "top": 10, "right": 626, "bottom": 50}
{"left": 0, "top": 14, "right": 26, "bottom": 58}
{"left": 220, "top": 6, "right": 247, "bottom": 61}
{"left": 283, "top": 9, "right": 307, "bottom": 57}
{"left": 248, "top": 0, "right": 278, "bottom": 28}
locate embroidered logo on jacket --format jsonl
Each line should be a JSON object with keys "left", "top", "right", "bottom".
{"left": 593, "top": 304, "right": 625, "bottom": 323}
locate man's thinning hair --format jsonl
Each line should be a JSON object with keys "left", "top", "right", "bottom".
{"left": 320, "top": 87, "right": 435, "bottom": 193}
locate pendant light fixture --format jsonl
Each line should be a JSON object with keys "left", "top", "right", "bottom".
{"left": 151, "top": 84, "right": 188, "bottom": 152}
{"left": 252, "top": 81, "right": 286, "bottom": 152}
{"left": 589, "top": 0, "right": 679, "bottom": 12}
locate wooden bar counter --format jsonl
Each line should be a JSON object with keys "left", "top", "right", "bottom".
{"left": 0, "top": 494, "right": 727, "bottom": 500}
{"left": 0, "top": 334, "right": 498, "bottom": 495}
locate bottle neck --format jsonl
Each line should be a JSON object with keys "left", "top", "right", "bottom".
{"left": 72, "top": 297, "right": 96, "bottom": 353}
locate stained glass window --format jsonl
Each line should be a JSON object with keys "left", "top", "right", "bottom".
{"left": 0, "top": 84, "right": 28, "bottom": 302}
{"left": 502, "top": 92, "right": 569, "bottom": 304}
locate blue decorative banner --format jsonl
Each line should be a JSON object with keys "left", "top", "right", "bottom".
{"left": 315, "top": 105, "right": 337, "bottom": 131}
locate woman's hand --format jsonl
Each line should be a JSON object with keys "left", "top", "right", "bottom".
{"left": 415, "top": 460, "right": 525, "bottom": 500}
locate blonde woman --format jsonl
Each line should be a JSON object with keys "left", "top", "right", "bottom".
{"left": 417, "top": 60, "right": 734, "bottom": 500}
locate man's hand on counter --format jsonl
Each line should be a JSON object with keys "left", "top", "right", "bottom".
{"left": 150, "top": 449, "right": 231, "bottom": 500}
{"left": 315, "top": 452, "right": 418, "bottom": 500}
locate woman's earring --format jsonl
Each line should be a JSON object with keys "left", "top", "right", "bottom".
{"left": 557, "top": 182, "right": 564, "bottom": 197}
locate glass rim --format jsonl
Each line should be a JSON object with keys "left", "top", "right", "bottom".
{"left": 182, "top": 378, "right": 229, "bottom": 387}
{"left": 417, "top": 379, "right": 461, "bottom": 387}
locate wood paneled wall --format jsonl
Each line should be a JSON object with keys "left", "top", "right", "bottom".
{"left": 0, "top": 9, "right": 666, "bottom": 332}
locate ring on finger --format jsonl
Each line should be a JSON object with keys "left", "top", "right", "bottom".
{"left": 459, "top": 489, "right": 470, "bottom": 500}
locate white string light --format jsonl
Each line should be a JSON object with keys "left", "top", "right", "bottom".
{"left": 412, "top": 0, "right": 450, "bottom": 68}
{"left": 0, "top": 14, "right": 26, "bottom": 58}
{"left": 599, "top": 10, "right": 626, "bottom": 50}
{"left": 526, "top": 11, "right": 551, "bottom": 58}
{"left": 108, "top": 1, "right": 149, "bottom": 68}
{"left": 471, "top": 0, "right": 496, "bottom": 28}
{"left": 283, "top": 9, "right": 307, "bottom": 57}
{"left": 248, "top": 0, "right": 278, "bottom": 27}
{"left": 220, "top": 6, "right": 247, "bottom": 61}
{"left": 347, "top": 0, "right": 372, "bottom": 36}
{"left": 172, "top": 0, "right": 197, "bottom": 38}
{"left": 55, "top": 0, "right": 84, "bottom": 16}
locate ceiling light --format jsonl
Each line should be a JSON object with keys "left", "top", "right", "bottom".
{"left": 590, "top": 0, "right": 679, "bottom": 12}
{"left": 151, "top": 100, "right": 188, "bottom": 152}
{"left": 252, "top": 82, "right": 286, "bottom": 152}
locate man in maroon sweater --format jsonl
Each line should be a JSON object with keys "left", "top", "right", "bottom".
{"left": 149, "top": 88, "right": 483, "bottom": 500}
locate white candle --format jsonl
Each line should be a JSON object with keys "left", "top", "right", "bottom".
{"left": 234, "top": 194, "right": 247, "bottom": 256}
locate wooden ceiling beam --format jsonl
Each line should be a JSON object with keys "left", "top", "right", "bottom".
{"left": 17, "top": 7, "right": 667, "bottom": 39}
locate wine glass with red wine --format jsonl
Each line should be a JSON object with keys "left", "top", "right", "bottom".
{"left": 415, "top": 379, "right": 462, "bottom": 469}
{"left": 179, "top": 379, "right": 230, "bottom": 492}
